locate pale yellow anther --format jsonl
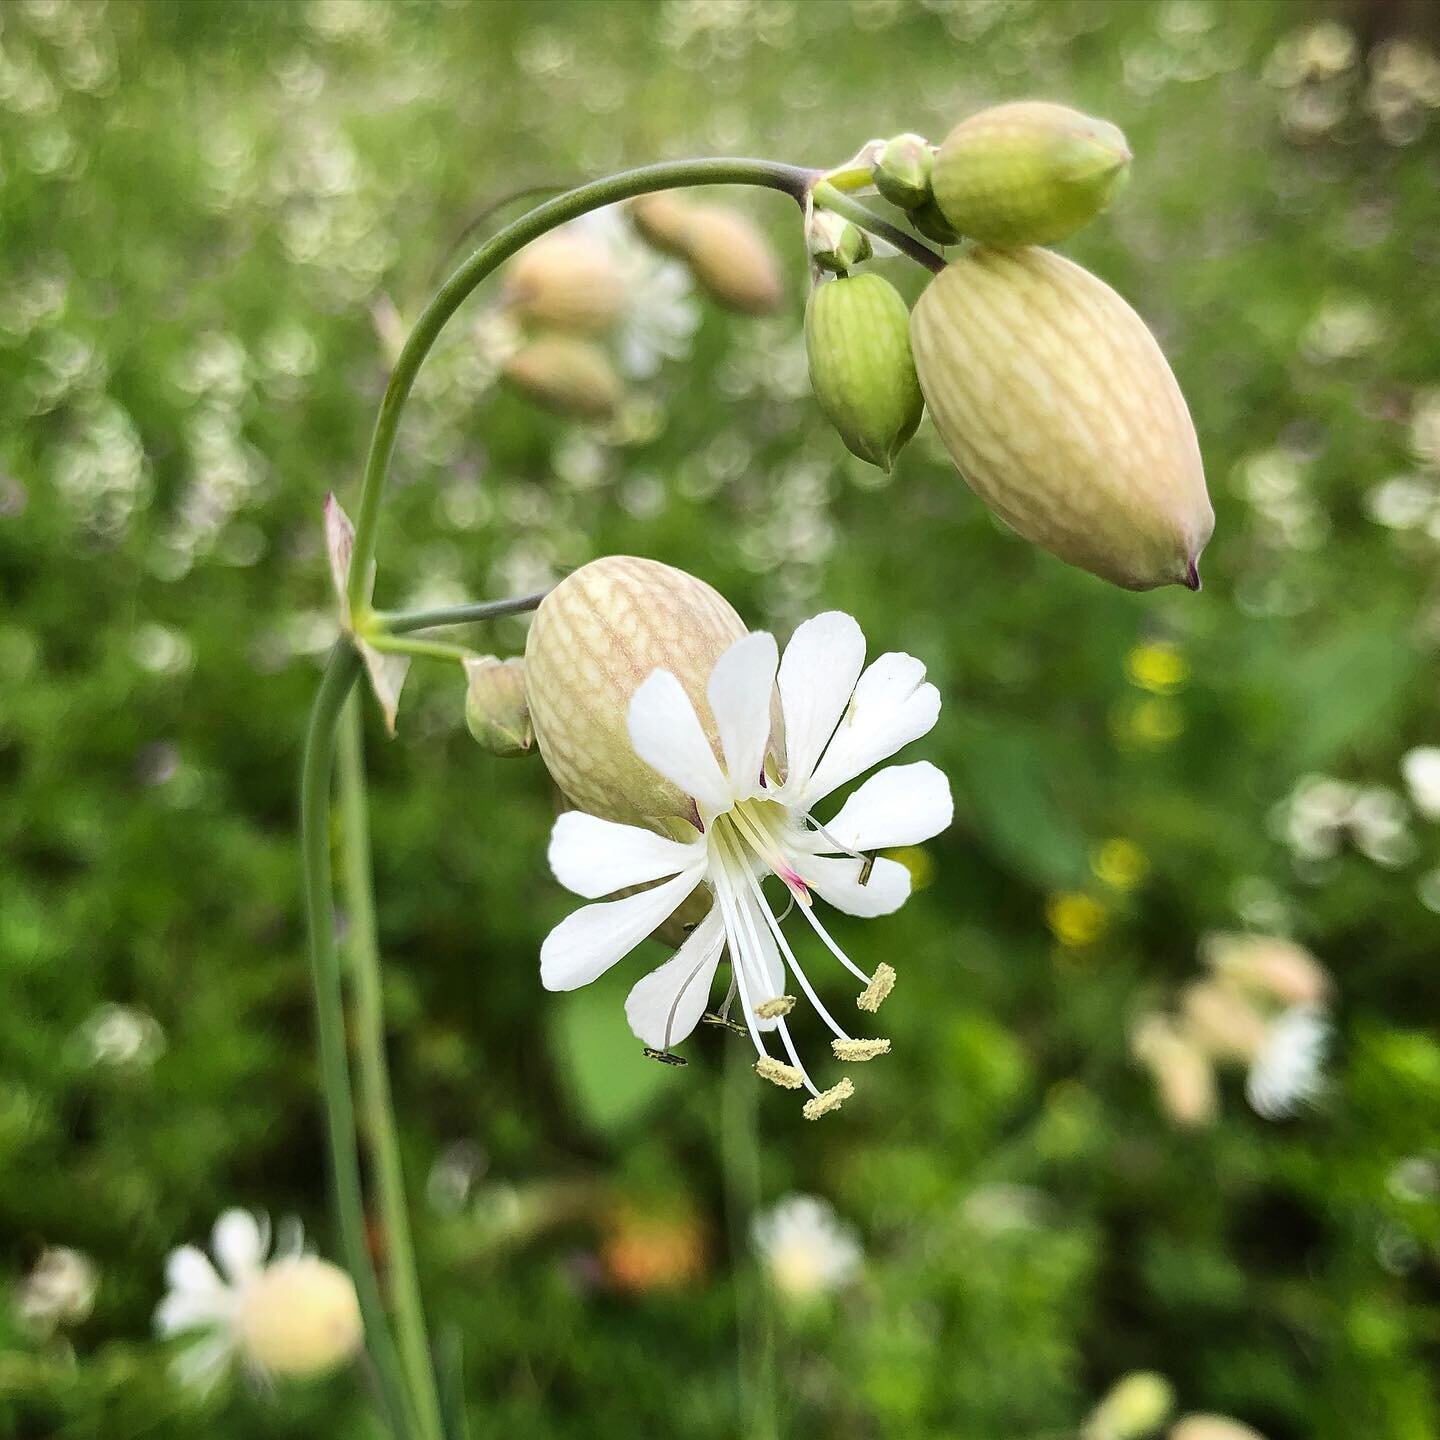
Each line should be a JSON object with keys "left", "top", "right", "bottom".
{"left": 857, "top": 963, "right": 896, "bottom": 1013}
{"left": 831, "top": 1037, "right": 890, "bottom": 1062}
{"left": 754, "top": 1056, "right": 805, "bottom": 1090}
{"left": 802, "top": 1077, "right": 855, "bottom": 1120}
{"left": 755, "top": 996, "right": 796, "bottom": 1020}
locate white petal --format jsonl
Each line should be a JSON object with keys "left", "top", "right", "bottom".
{"left": 777, "top": 612, "right": 866, "bottom": 798}
{"left": 540, "top": 865, "right": 704, "bottom": 991}
{"left": 548, "top": 812, "right": 703, "bottom": 899}
{"left": 814, "top": 762, "right": 953, "bottom": 853}
{"left": 627, "top": 669, "right": 732, "bottom": 815}
{"left": 736, "top": 891, "right": 788, "bottom": 1026}
{"left": 323, "top": 493, "right": 355, "bottom": 621}
{"left": 156, "top": 1286, "right": 236, "bottom": 1337}
{"left": 212, "top": 1210, "right": 268, "bottom": 1287}
{"left": 165, "top": 1245, "right": 225, "bottom": 1299}
{"left": 795, "top": 854, "right": 912, "bottom": 917}
{"left": 624, "top": 910, "right": 726, "bottom": 1049}
{"left": 707, "top": 631, "right": 779, "bottom": 800}
{"left": 802, "top": 651, "right": 940, "bottom": 805}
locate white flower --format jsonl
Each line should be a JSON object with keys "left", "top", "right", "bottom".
{"left": 155, "top": 1210, "right": 362, "bottom": 1393}
{"left": 14, "top": 1246, "right": 98, "bottom": 1337}
{"left": 1402, "top": 746, "right": 1440, "bottom": 819}
{"left": 1246, "top": 1006, "right": 1329, "bottom": 1119}
{"left": 539, "top": 611, "right": 951, "bottom": 1118}
{"left": 751, "top": 1194, "right": 862, "bottom": 1301}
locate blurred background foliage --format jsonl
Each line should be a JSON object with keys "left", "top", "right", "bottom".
{"left": 2, "top": 0, "right": 1440, "bottom": 1436}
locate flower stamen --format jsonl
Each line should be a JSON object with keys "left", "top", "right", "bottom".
{"left": 832, "top": 1037, "right": 890, "bottom": 1061}
{"left": 857, "top": 962, "right": 897, "bottom": 1012}
{"left": 755, "top": 996, "right": 796, "bottom": 1019}
{"left": 802, "top": 1077, "right": 855, "bottom": 1120}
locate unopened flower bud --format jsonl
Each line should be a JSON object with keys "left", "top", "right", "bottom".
{"left": 523, "top": 556, "right": 747, "bottom": 826}
{"left": 873, "top": 132, "right": 934, "bottom": 210}
{"left": 807, "top": 209, "right": 872, "bottom": 273}
{"left": 502, "top": 336, "right": 623, "bottom": 421}
{"left": 911, "top": 247, "right": 1213, "bottom": 590}
{"left": 234, "top": 1257, "right": 362, "bottom": 1380}
{"left": 806, "top": 274, "right": 923, "bottom": 472}
{"left": 932, "top": 101, "right": 1131, "bottom": 247}
{"left": 464, "top": 655, "right": 533, "bottom": 757}
{"left": 681, "top": 204, "right": 784, "bottom": 315}
{"left": 503, "top": 232, "right": 626, "bottom": 333}
{"left": 627, "top": 192, "right": 694, "bottom": 256}
{"left": 1170, "top": 1418, "right": 1267, "bottom": 1440}
{"left": 909, "top": 197, "right": 962, "bottom": 246}
{"left": 1083, "top": 1371, "right": 1175, "bottom": 1440}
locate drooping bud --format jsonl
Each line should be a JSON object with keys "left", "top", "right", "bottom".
{"left": 502, "top": 336, "right": 623, "bottom": 421}
{"left": 627, "top": 192, "right": 694, "bottom": 256}
{"left": 873, "top": 132, "right": 934, "bottom": 210}
{"left": 806, "top": 209, "right": 872, "bottom": 274}
{"left": 502, "top": 232, "right": 626, "bottom": 334}
{"left": 1083, "top": 1371, "right": 1175, "bottom": 1440}
{"left": 911, "top": 246, "right": 1213, "bottom": 590}
{"left": 234, "top": 1257, "right": 363, "bottom": 1380}
{"left": 463, "top": 655, "right": 533, "bottom": 757}
{"left": 680, "top": 204, "right": 784, "bottom": 315}
{"left": 931, "top": 101, "right": 1131, "bottom": 247}
{"left": 908, "top": 197, "right": 962, "bottom": 246}
{"left": 1170, "top": 1418, "right": 1267, "bottom": 1440}
{"left": 806, "top": 273, "right": 923, "bottom": 472}
{"left": 523, "top": 556, "right": 748, "bottom": 827}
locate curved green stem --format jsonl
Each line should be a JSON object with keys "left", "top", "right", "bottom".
{"left": 345, "top": 157, "right": 816, "bottom": 611}
{"left": 338, "top": 695, "right": 447, "bottom": 1440}
{"left": 375, "top": 590, "right": 550, "bottom": 636}
{"left": 811, "top": 181, "right": 946, "bottom": 274}
{"left": 302, "top": 644, "right": 417, "bottom": 1437}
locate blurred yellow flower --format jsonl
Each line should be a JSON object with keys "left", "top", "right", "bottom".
{"left": 1113, "top": 698, "right": 1185, "bottom": 749}
{"left": 1124, "top": 640, "right": 1188, "bottom": 694}
{"left": 1091, "top": 838, "right": 1149, "bottom": 891}
{"left": 1046, "top": 891, "right": 1108, "bottom": 947}
{"left": 887, "top": 844, "right": 935, "bottom": 891}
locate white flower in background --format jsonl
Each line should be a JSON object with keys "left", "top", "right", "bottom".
{"left": 1401, "top": 746, "right": 1440, "bottom": 819}
{"left": 72, "top": 1002, "right": 167, "bottom": 1070}
{"left": 1246, "top": 1007, "right": 1329, "bottom": 1119}
{"left": 1273, "top": 773, "right": 1414, "bottom": 868}
{"left": 540, "top": 611, "right": 950, "bottom": 1119}
{"left": 751, "top": 1194, "right": 862, "bottom": 1301}
{"left": 155, "top": 1209, "right": 362, "bottom": 1393}
{"left": 14, "top": 1246, "right": 98, "bottom": 1337}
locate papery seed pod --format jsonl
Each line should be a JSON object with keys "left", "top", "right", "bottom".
{"left": 627, "top": 192, "right": 694, "bottom": 256}
{"left": 873, "top": 132, "right": 934, "bottom": 210}
{"left": 807, "top": 209, "right": 872, "bottom": 274}
{"left": 1083, "top": 1372, "right": 1175, "bottom": 1440}
{"left": 932, "top": 101, "right": 1131, "bottom": 247}
{"left": 1170, "top": 1418, "right": 1268, "bottom": 1440}
{"left": 234, "top": 1258, "right": 362, "bottom": 1379}
{"left": 502, "top": 336, "right": 623, "bottom": 421}
{"left": 909, "top": 197, "right": 962, "bottom": 246}
{"left": 503, "top": 232, "right": 626, "bottom": 333}
{"left": 911, "top": 246, "right": 1213, "bottom": 590}
{"left": 806, "top": 274, "right": 923, "bottom": 472}
{"left": 464, "top": 655, "right": 533, "bottom": 757}
{"left": 681, "top": 204, "right": 785, "bottom": 315}
{"left": 524, "top": 556, "right": 748, "bottom": 827}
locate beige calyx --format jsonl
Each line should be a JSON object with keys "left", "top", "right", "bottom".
{"left": 857, "top": 963, "right": 896, "bottom": 1013}
{"left": 832, "top": 1038, "right": 890, "bottom": 1062}
{"left": 802, "top": 1077, "right": 855, "bottom": 1120}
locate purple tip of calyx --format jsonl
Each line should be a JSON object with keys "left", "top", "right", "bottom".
{"left": 1183, "top": 557, "right": 1202, "bottom": 592}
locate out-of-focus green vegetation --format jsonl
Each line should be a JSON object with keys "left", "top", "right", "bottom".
{"left": 3, "top": 1, "right": 1440, "bottom": 1436}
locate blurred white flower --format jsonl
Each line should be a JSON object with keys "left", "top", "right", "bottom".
{"left": 155, "top": 1210, "right": 362, "bottom": 1393}
{"left": 73, "top": 1003, "right": 166, "bottom": 1070}
{"left": 1401, "top": 746, "right": 1440, "bottom": 819}
{"left": 1273, "top": 774, "right": 1414, "bottom": 868}
{"left": 14, "top": 1246, "right": 98, "bottom": 1337}
{"left": 751, "top": 1194, "right": 861, "bottom": 1301}
{"left": 1246, "top": 1007, "right": 1329, "bottom": 1119}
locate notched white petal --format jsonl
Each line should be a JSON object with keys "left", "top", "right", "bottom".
{"left": 212, "top": 1210, "right": 267, "bottom": 1287}
{"left": 624, "top": 911, "right": 726, "bottom": 1049}
{"left": 628, "top": 668, "right": 732, "bottom": 815}
{"left": 548, "top": 811, "right": 703, "bottom": 898}
{"left": 777, "top": 611, "right": 866, "bottom": 798}
{"left": 708, "top": 630, "right": 779, "bottom": 800}
{"left": 794, "top": 853, "right": 912, "bottom": 917}
{"left": 815, "top": 761, "right": 953, "bottom": 853}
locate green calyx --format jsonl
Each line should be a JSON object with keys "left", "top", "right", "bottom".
{"left": 806, "top": 273, "right": 924, "bottom": 473}
{"left": 873, "top": 132, "right": 934, "bottom": 210}
{"left": 463, "top": 655, "right": 533, "bottom": 757}
{"left": 931, "top": 100, "right": 1131, "bottom": 248}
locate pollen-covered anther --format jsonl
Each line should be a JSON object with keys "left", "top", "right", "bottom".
{"left": 755, "top": 996, "right": 796, "bottom": 1020}
{"left": 755, "top": 1056, "right": 805, "bottom": 1090}
{"left": 802, "top": 1077, "right": 855, "bottom": 1120}
{"left": 832, "top": 1037, "right": 890, "bottom": 1062}
{"left": 857, "top": 963, "right": 896, "bottom": 1013}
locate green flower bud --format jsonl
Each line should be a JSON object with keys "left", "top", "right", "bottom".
{"left": 911, "top": 247, "right": 1213, "bottom": 591}
{"left": 1083, "top": 1372, "right": 1175, "bottom": 1440}
{"left": 931, "top": 100, "right": 1131, "bottom": 247}
{"left": 463, "top": 655, "right": 533, "bottom": 757}
{"left": 908, "top": 197, "right": 962, "bottom": 247}
{"left": 807, "top": 209, "right": 872, "bottom": 274}
{"left": 806, "top": 273, "right": 923, "bottom": 472}
{"left": 873, "top": 132, "right": 934, "bottom": 210}
{"left": 502, "top": 336, "right": 623, "bottom": 422}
